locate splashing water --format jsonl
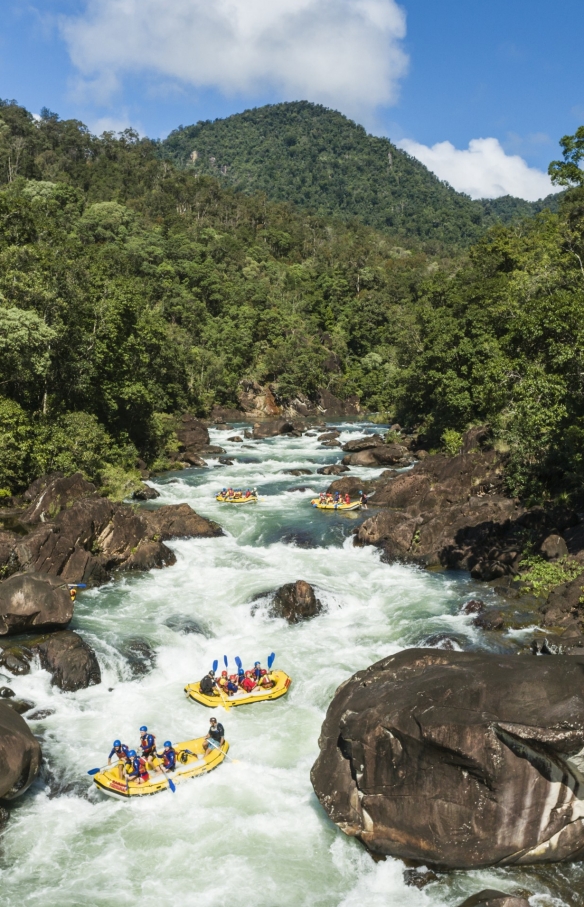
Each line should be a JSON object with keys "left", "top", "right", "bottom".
{"left": 0, "top": 425, "right": 577, "bottom": 906}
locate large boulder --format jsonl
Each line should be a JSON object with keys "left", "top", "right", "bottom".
{"left": 252, "top": 419, "right": 295, "bottom": 439}
{"left": 0, "top": 701, "right": 42, "bottom": 800}
{"left": 0, "top": 631, "right": 101, "bottom": 691}
{"left": 268, "top": 581, "right": 323, "bottom": 623}
{"left": 175, "top": 413, "right": 210, "bottom": 452}
{"left": 318, "top": 389, "right": 361, "bottom": 416}
{"left": 0, "top": 573, "right": 73, "bottom": 636}
{"left": 1, "top": 475, "right": 224, "bottom": 585}
{"left": 342, "top": 444, "right": 409, "bottom": 468}
{"left": 22, "top": 473, "right": 97, "bottom": 523}
{"left": 456, "top": 892, "right": 530, "bottom": 907}
{"left": 311, "top": 648, "right": 584, "bottom": 868}
{"left": 238, "top": 379, "right": 281, "bottom": 417}
{"left": 341, "top": 435, "right": 384, "bottom": 453}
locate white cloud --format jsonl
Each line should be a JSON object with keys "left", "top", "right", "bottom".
{"left": 399, "top": 136, "right": 559, "bottom": 201}
{"left": 60, "top": 0, "right": 409, "bottom": 115}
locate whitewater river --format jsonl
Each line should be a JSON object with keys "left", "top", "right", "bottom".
{"left": 0, "top": 423, "right": 579, "bottom": 906}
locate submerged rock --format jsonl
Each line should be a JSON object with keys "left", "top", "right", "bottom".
{"left": 268, "top": 580, "right": 323, "bottom": 623}
{"left": 252, "top": 419, "right": 295, "bottom": 439}
{"left": 131, "top": 484, "right": 160, "bottom": 501}
{"left": 456, "top": 893, "right": 530, "bottom": 907}
{"left": 120, "top": 638, "right": 156, "bottom": 677}
{"left": 317, "top": 465, "right": 349, "bottom": 476}
{"left": 0, "top": 701, "right": 42, "bottom": 800}
{"left": 311, "top": 648, "right": 584, "bottom": 868}
{"left": 2, "top": 697, "right": 35, "bottom": 715}
{"left": 164, "top": 614, "right": 210, "bottom": 636}
{"left": 0, "top": 573, "right": 73, "bottom": 636}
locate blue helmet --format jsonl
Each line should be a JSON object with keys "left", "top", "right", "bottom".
{"left": 113, "top": 739, "right": 121, "bottom": 747}
{"left": 358, "top": 490, "right": 363, "bottom": 494}
{"left": 128, "top": 749, "right": 136, "bottom": 757}
{"left": 254, "top": 661, "right": 260, "bottom": 666}
{"left": 139, "top": 726, "right": 147, "bottom": 733}
{"left": 238, "top": 667, "right": 244, "bottom": 675}
{"left": 164, "top": 740, "right": 172, "bottom": 748}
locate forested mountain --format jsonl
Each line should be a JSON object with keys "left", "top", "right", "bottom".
{"left": 1, "top": 97, "right": 583, "bottom": 506}
{"left": 161, "top": 101, "right": 561, "bottom": 247}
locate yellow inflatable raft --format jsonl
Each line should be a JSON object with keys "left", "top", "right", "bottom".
{"left": 311, "top": 499, "right": 361, "bottom": 511}
{"left": 185, "top": 670, "right": 291, "bottom": 709}
{"left": 215, "top": 493, "right": 258, "bottom": 504}
{"left": 92, "top": 737, "right": 228, "bottom": 798}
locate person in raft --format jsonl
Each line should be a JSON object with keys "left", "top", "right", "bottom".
{"left": 108, "top": 740, "right": 129, "bottom": 780}
{"left": 139, "top": 726, "right": 157, "bottom": 769}
{"left": 159, "top": 741, "right": 177, "bottom": 773}
{"left": 200, "top": 669, "right": 218, "bottom": 696}
{"left": 344, "top": 493, "right": 350, "bottom": 504}
{"left": 203, "top": 717, "right": 225, "bottom": 753}
{"left": 225, "top": 674, "right": 239, "bottom": 695}
{"left": 126, "top": 750, "right": 149, "bottom": 785}
{"left": 359, "top": 490, "right": 368, "bottom": 509}
{"left": 251, "top": 661, "right": 275, "bottom": 689}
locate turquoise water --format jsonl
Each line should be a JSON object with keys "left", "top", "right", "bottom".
{"left": 0, "top": 424, "right": 576, "bottom": 906}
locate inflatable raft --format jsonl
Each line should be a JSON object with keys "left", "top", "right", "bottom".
{"left": 185, "top": 670, "right": 291, "bottom": 709}
{"left": 311, "top": 499, "right": 361, "bottom": 511}
{"left": 92, "top": 737, "right": 228, "bottom": 798}
{"left": 215, "top": 493, "right": 258, "bottom": 504}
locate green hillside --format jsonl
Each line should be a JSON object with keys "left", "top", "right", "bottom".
{"left": 161, "top": 101, "right": 561, "bottom": 246}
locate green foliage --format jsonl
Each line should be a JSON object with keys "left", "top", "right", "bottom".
{"left": 441, "top": 429, "right": 464, "bottom": 457}
{"left": 549, "top": 126, "right": 584, "bottom": 187}
{"left": 518, "top": 555, "right": 583, "bottom": 597}
{"left": 0, "top": 396, "right": 33, "bottom": 492}
{"left": 162, "top": 102, "right": 558, "bottom": 247}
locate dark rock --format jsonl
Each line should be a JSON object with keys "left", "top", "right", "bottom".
{"left": 288, "top": 487, "right": 307, "bottom": 493}
{"left": 164, "top": 614, "right": 210, "bottom": 636}
{"left": 321, "top": 440, "right": 341, "bottom": 448}
{"left": 0, "top": 686, "right": 14, "bottom": 698}
{"left": 311, "top": 648, "right": 584, "bottom": 868}
{"left": 342, "top": 444, "right": 409, "bottom": 468}
{"left": 27, "top": 709, "right": 55, "bottom": 720}
{"left": 176, "top": 413, "right": 210, "bottom": 453}
{"left": 472, "top": 610, "right": 505, "bottom": 631}
{"left": 541, "top": 571, "right": 584, "bottom": 631}
{"left": 210, "top": 405, "right": 248, "bottom": 421}
{"left": 268, "top": 581, "right": 323, "bottom": 623}
{"left": 280, "top": 532, "right": 318, "bottom": 549}
{"left": 416, "top": 449, "right": 429, "bottom": 459}
{"left": 22, "top": 473, "right": 97, "bottom": 523}
{"left": 318, "top": 431, "right": 340, "bottom": 441}
{"left": 317, "top": 465, "right": 349, "bottom": 476}
{"left": 238, "top": 379, "right": 281, "bottom": 418}
{"left": 144, "top": 504, "right": 223, "bottom": 541}
{"left": 218, "top": 457, "right": 234, "bottom": 466}
{"left": 252, "top": 419, "right": 295, "bottom": 439}
{"left": 0, "top": 573, "right": 73, "bottom": 636}
{"left": 131, "top": 484, "right": 161, "bottom": 501}
{"left": 318, "top": 389, "right": 361, "bottom": 416}
{"left": 456, "top": 892, "right": 530, "bottom": 907}
{"left": 342, "top": 435, "right": 384, "bottom": 453}
{"left": 227, "top": 435, "right": 243, "bottom": 443}
{"left": 35, "top": 631, "right": 102, "bottom": 691}
{"left": 120, "top": 638, "right": 156, "bottom": 676}
{"left": 283, "top": 469, "right": 312, "bottom": 476}
{"left": 327, "top": 477, "right": 376, "bottom": 497}
{"left": 0, "top": 701, "right": 42, "bottom": 800}
{"left": 462, "top": 425, "right": 491, "bottom": 454}
{"left": 0, "top": 806, "right": 9, "bottom": 829}
{"left": 461, "top": 598, "right": 486, "bottom": 614}
{"left": 420, "top": 632, "right": 463, "bottom": 650}
{"left": 538, "top": 533, "right": 568, "bottom": 560}
{"left": 180, "top": 453, "right": 208, "bottom": 468}
{"left": 3, "top": 697, "right": 35, "bottom": 715}
{"left": 403, "top": 868, "right": 440, "bottom": 889}
{"left": 198, "top": 445, "right": 225, "bottom": 456}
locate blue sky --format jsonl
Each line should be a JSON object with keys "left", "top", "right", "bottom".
{"left": 1, "top": 0, "right": 582, "bottom": 199}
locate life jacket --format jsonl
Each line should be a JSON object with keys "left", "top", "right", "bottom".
{"left": 241, "top": 677, "right": 255, "bottom": 692}
{"left": 131, "top": 755, "right": 147, "bottom": 776}
{"left": 140, "top": 734, "right": 155, "bottom": 754}
{"left": 200, "top": 675, "right": 215, "bottom": 695}
{"left": 163, "top": 749, "right": 176, "bottom": 770}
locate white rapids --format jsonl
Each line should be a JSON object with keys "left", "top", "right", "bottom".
{"left": 0, "top": 424, "right": 573, "bottom": 906}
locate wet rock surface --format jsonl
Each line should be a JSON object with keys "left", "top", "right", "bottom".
{"left": 342, "top": 444, "right": 410, "bottom": 468}
{"left": 311, "top": 648, "right": 584, "bottom": 868}
{"left": 0, "top": 573, "right": 73, "bottom": 636}
{"left": 317, "top": 465, "right": 349, "bottom": 476}
{"left": 0, "top": 474, "right": 223, "bottom": 587}
{"left": 164, "top": 614, "right": 210, "bottom": 636}
{"left": 456, "top": 892, "right": 530, "bottom": 907}
{"left": 0, "top": 631, "right": 101, "bottom": 691}
{"left": 267, "top": 580, "right": 323, "bottom": 623}
{"left": 120, "top": 638, "right": 156, "bottom": 677}
{"left": 0, "top": 701, "right": 42, "bottom": 800}
{"left": 252, "top": 419, "right": 295, "bottom": 439}
{"left": 131, "top": 484, "right": 160, "bottom": 501}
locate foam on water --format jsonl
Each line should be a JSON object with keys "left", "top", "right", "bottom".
{"left": 0, "top": 424, "right": 576, "bottom": 906}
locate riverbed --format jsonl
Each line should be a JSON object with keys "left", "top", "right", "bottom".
{"left": 0, "top": 423, "right": 579, "bottom": 906}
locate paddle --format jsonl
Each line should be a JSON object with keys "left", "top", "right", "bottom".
{"left": 212, "top": 659, "right": 218, "bottom": 672}
{"left": 223, "top": 655, "right": 228, "bottom": 669}
{"left": 213, "top": 657, "right": 231, "bottom": 709}
{"left": 207, "top": 737, "right": 239, "bottom": 764}
{"left": 87, "top": 766, "right": 105, "bottom": 775}
{"left": 235, "top": 656, "right": 242, "bottom": 671}
{"left": 158, "top": 762, "right": 176, "bottom": 793}
{"left": 267, "top": 652, "right": 276, "bottom": 670}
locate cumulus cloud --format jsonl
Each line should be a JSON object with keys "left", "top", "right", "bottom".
{"left": 399, "top": 136, "right": 559, "bottom": 201}
{"left": 60, "top": 0, "right": 409, "bottom": 114}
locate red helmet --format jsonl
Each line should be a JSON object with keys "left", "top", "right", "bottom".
{"left": 221, "top": 670, "right": 227, "bottom": 676}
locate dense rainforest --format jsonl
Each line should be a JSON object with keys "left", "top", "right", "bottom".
{"left": 161, "top": 101, "right": 562, "bottom": 247}
{"left": 0, "top": 98, "right": 583, "bottom": 507}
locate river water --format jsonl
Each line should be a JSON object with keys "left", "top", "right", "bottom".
{"left": 0, "top": 424, "right": 579, "bottom": 906}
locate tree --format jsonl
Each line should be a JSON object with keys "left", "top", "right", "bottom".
{"left": 549, "top": 126, "right": 584, "bottom": 187}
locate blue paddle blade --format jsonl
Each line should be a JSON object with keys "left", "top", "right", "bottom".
{"left": 212, "top": 659, "right": 218, "bottom": 672}
{"left": 268, "top": 652, "right": 276, "bottom": 669}
{"left": 235, "top": 656, "right": 242, "bottom": 670}
{"left": 87, "top": 767, "right": 101, "bottom": 775}
{"left": 168, "top": 778, "right": 176, "bottom": 793}
{"left": 69, "top": 583, "right": 87, "bottom": 588}
{"left": 223, "top": 655, "right": 228, "bottom": 668}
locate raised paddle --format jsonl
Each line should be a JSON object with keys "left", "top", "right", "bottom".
{"left": 235, "top": 656, "right": 242, "bottom": 671}
{"left": 223, "top": 655, "right": 228, "bottom": 669}
{"left": 212, "top": 659, "right": 218, "bottom": 672}
{"left": 267, "top": 652, "right": 276, "bottom": 670}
